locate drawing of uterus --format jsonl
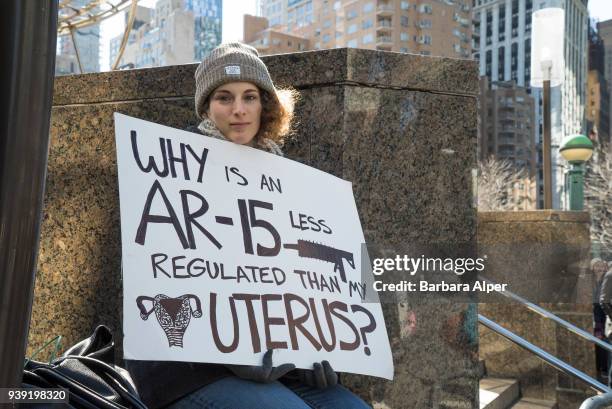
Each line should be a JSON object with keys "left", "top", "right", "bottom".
{"left": 136, "top": 294, "right": 202, "bottom": 347}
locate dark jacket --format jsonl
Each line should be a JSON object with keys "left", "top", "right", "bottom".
{"left": 598, "top": 269, "right": 612, "bottom": 337}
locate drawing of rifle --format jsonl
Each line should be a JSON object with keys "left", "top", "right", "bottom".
{"left": 283, "top": 239, "right": 355, "bottom": 283}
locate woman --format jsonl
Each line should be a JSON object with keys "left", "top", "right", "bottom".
{"left": 127, "top": 42, "right": 372, "bottom": 409}
{"left": 593, "top": 258, "right": 610, "bottom": 379}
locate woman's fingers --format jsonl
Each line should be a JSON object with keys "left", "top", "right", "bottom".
{"left": 321, "top": 360, "right": 338, "bottom": 386}
{"left": 313, "top": 362, "right": 327, "bottom": 389}
{"left": 270, "top": 363, "right": 296, "bottom": 380}
{"left": 261, "top": 349, "right": 274, "bottom": 378}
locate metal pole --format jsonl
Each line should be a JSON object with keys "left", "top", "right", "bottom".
{"left": 568, "top": 163, "right": 585, "bottom": 210}
{"left": 0, "top": 0, "right": 57, "bottom": 388}
{"left": 542, "top": 79, "right": 552, "bottom": 209}
{"left": 69, "top": 27, "right": 84, "bottom": 74}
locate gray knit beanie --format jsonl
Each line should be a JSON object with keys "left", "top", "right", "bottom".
{"left": 194, "top": 42, "right": 276, "bottom": 119}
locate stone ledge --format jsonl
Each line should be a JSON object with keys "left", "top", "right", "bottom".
{"left": 53, "top": 48, "right": 478, "bottom": 106}
{"left": 478, "top": 211, "right": 590, "bottom": 223}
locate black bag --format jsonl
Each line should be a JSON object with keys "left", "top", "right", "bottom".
{"left": 23, "top": 325, "right": 149, "bottom": 409}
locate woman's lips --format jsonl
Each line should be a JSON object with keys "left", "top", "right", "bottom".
{"left": 230, "top": 122, "right": 250, "bottom": 130}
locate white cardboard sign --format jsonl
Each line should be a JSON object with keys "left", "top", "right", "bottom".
{"left": 114, "top": 113, "right": 393, "bottom": 379}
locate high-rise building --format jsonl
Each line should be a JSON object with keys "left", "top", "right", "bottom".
{"left": 56, "top": 0, "right": 101, "bottom": 75}
{"left": 473, "top": 0, "right": 589, "bottom": 209}
{"left": 244, "top": 15, "right": 311, "bottom": 54}
{"left": 112, "top": 0, "right": 221, "bottom": 69}
{"left": 587, "top": 24, "right": 610, "bottom": 145}
{"left": 598, "top": 19, "right": 612, "bottom": 141}
{"left": 478, "top": 77, "right": 537, "bottom": 209}
{"left": 248, "top": 0, "right": 472, "bottom": 58}
{"left": 184, "top": 0, "right": 223, "bottom": 61}
{"left": 109, "top": 6, "right": 155, "bottom": 69}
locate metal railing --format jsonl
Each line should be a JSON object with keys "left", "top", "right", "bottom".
{"left": 480, "top": 276, "right": 612, "bottom": 353}
{"left": 479, "top": 276, "right": 612, "bottom": 408}
{"left": 580, "top": 393, "right": 612, "bottom": 409}
{"left": 479, "top": 315, "right": 609, "bottom": 393}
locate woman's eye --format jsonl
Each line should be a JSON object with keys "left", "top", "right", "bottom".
{"left": 216, "top": 96, "right": 231, "bottom": 103}
{"left": 245, "top": 95, "right": 258, "bottom": 101}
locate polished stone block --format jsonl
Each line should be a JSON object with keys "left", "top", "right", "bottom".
{"left": 478, "top": 211, "right": 595, "bottom": 409}
{"left": 32, "top": 48, "right": 478, "bottom": 408}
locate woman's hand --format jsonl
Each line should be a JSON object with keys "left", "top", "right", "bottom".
{"left": 225, "top": 349, "right": 295, "bottom": 383}
{"left": 294, "top": 360, "right": 338, "bottom": 389}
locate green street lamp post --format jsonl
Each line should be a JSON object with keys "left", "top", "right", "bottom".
{"left": 559, "top": 134, "right": 594, "bottom": 211}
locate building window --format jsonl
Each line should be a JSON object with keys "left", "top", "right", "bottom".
{"left": 323, "top": 19, "right": 332, "bottom": 28}
{"left": 418, "top": 4, "right": 432, "bottom": 14}
{"left": 400, "top": 47, "right": 408, "bottom": 52}
{"left": 486, "top": 10, "right": 492, "bottom": 45}
{"left": 401, "top": 16, "right": 409, "bottom": 27}
{"left": 347, "top": 9, "right": 358, "bottom": 20}
{"left": 401, "top": 32, "right": 409, "bottom": 41}
{"left": 363, "top": 2, "right": 374, "bottom": 13}
{"left": 347, "top": 39, "right": 358, "bottom": 47}
{"left": 363, "top": 33, "right": 374, "bottom": 44}
{"left": 347, "top": 23, "right": 358, "bottom": 34}
{"left": 498, "top": 6, "right": 505, "bottom": 41}
{"left": 401, "top": 1, "right": 410, "bottom": 10}
{"left": 419, "top": 19, "right": 432, "bottom": 28}
{"left": 486, "top": 49, "right": 492, "bottom": 77}
{"left": 498, "top": 46, "right": 505, "bottom": 80}
{"left": 418, "top": 35, "right": 431, "bottom": 44}
{"left": 323, "top": 34, "right": 330, "bottom": 43}
{"left": 362, "top": 19, "right": 373, "bottom": 29}
{"left": 525, "top": 11, "right": 531, "bottom": 32}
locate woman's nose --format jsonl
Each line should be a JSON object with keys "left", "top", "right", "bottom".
{"left": 233, "top": 100, "right": 246, "bottom": 116}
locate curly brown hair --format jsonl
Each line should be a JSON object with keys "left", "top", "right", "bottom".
{"left": 256, "top": 88, "right": 300, "bottom": 146}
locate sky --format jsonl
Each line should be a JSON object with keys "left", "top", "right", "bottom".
{"left": 588, "top": 0, "right": 612, "bottom": 24}
{"left": 97, "top": 0, "right": 610, "bottom": 72}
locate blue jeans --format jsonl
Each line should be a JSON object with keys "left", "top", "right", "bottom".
{"left": 166, "top": 376, "right": 372, "bottom": 409}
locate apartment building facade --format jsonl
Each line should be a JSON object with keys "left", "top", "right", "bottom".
{"left": 587, "top": 25, "right": 610, "bottom": 145}
{"left": 598, "top": 19, "right": 612, "bottom": 139}
{"left": 249, "top": 0, "right": 472, "bottom": 58}
{"left": 109, "top": 6, "right": 155, "bottom": 68}
{"left": 478, "top": 77, "right": 537, "bottom": 209}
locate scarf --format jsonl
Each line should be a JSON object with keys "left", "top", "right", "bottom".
{"left": 197, "top": 119, "right": 283, "bottom": 157}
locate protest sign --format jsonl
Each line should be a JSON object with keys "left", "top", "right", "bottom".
{"left": 114, "top": 113, "right": 393, "bottom": 379}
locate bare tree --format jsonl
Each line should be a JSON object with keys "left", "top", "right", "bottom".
{"left": 477, "top": 157, "right": 530, "bottom": 211}
{"left": 585, "top": 142, "right": 612, "bottom": 256}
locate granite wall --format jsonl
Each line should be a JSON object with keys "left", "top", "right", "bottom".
{"left": 30, "top": 48, "right": 479, "bottom": 408}
{"left": 478, "top": 211, "right": 595, "bottom": 409}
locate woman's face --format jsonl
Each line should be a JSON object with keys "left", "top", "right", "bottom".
{"left": 206, "top": 81, "right": 262, "bottom": 145}
{"left": 594, "top": 261, "right": 608, "bottom": 276}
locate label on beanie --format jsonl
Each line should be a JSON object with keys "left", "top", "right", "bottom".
{"left": 225, "top": 65, "right": 241, "bottom": 75}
